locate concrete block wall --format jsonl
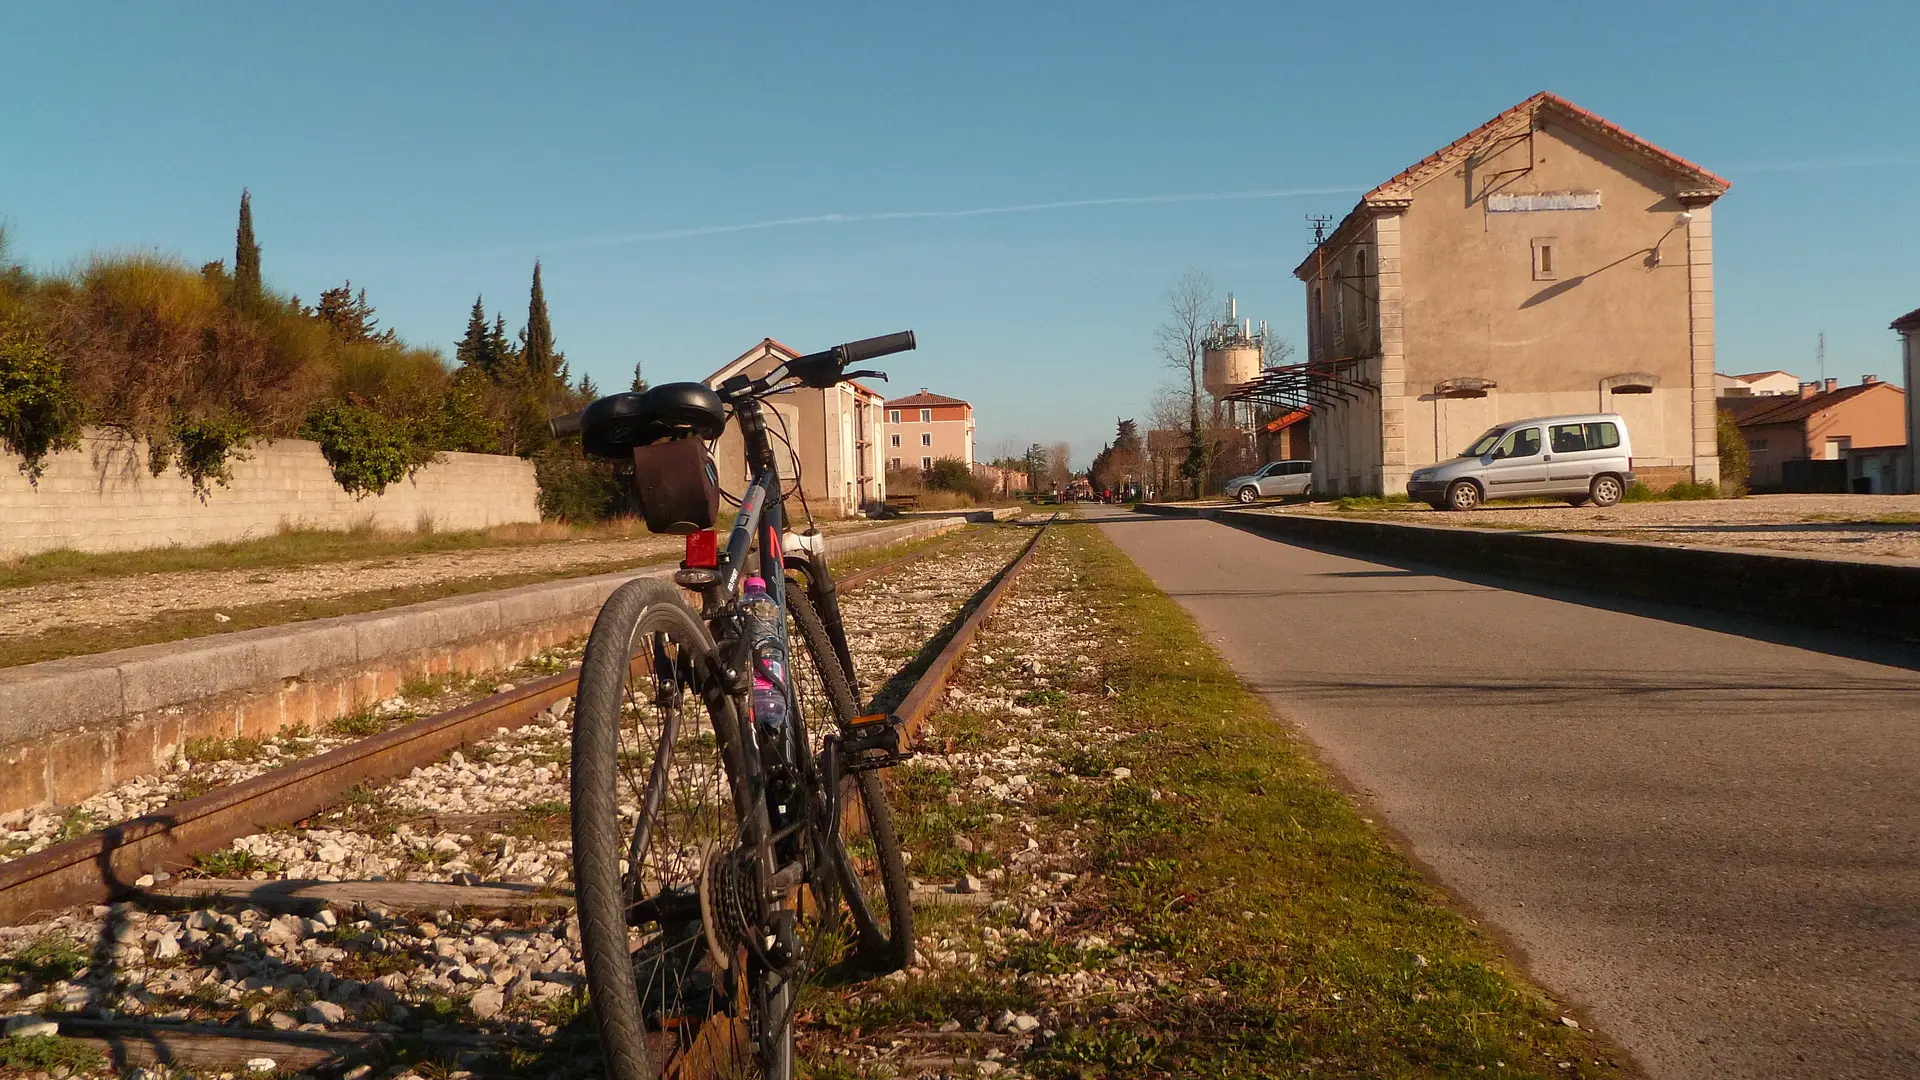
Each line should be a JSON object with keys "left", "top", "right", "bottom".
{"left": 0, "top": 516, "right": 967, "bottom": 814}
{"left": 0, "top": 430, "right": 540, "bottom": 558}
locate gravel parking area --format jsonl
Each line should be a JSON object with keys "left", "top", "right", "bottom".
{"left": 1280, "top": 493, "right": 1920, "bottom": 560}
{"left": 0, "top": 518, "right": 898, "bottom": 642}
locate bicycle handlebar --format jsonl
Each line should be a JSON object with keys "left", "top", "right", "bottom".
{"left": 545, "top": 331, "right": 917, "bottom": 434}
{"left": 547, "top": 410, "right": 584, "bottom": 439}
{"left": 837, "top": 330, "right": 916, "bottom": 364}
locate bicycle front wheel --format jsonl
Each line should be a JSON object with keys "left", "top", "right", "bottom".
{"left": 572, "top": 578, "right": 763, "bottom": 1080}
{"left": 786, "top": 588, "right": 915, "bottom": 972}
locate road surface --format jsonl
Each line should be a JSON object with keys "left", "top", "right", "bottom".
{"left": 1090, "top": 506, "right": 1918, "bottom": 1080}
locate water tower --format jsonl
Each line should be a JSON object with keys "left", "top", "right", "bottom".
{"left": 1202, "top": 294, "right": 1267, "bottom": 428}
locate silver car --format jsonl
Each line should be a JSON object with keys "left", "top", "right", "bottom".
{"left": 1405, "top": 413, "right": 1636, "bottom": 510}
{"left": 1227, "top": 460, "right": 1314, "bottom": 503}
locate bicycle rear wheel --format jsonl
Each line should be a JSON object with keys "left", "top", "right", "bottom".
{"left": 786, "top": 588, "right": 915, "bottom": 972}
{"left": 572, "top": 578, "right": 764, "bottom": 1080}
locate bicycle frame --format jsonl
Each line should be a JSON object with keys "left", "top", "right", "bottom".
{"left": 687, "top": 393, "right": 851, "bottom": 985}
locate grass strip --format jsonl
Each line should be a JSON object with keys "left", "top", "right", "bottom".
{"left": 1052, "top": 526, "right": 1626, "bottom": 1076}
{"left": 0, "top": 520, "right": 666, "bottom": 591}
{"left": 0, "top": 558, "right": 672, "bottom": 669}
{"left": 810, "top": 522, "right": 1629, "bottom": 1078}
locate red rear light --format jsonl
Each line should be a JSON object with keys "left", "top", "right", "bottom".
{"left": 683, "top": 529, "right": 718, "bottom": 569}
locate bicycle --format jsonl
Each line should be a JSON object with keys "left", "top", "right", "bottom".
{"left": 554, "top": 333, "right": 920, "bottom": 1079}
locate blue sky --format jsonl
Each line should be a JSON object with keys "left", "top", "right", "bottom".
{"left": 4, "top": 1, "right": 1915, "bottom": 464}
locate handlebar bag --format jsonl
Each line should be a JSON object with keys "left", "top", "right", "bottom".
{"left": 630, "top": 436, "right": 720, "bottom": 534}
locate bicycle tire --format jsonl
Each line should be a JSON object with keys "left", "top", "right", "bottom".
{"left": 573, "top": 578, "right": 765, "bottom": 1080}
{"left": 786, "top": 589, "right": 915, "bottom": 972}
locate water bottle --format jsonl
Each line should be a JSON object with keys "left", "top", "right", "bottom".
{"left": 740, "top": 576, "right": 789, "bottom": 730}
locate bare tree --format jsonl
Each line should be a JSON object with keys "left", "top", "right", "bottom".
{"left": 1047, "top": 442, "right": 1072, "bottom": 490}
{"left": 1156, "top": 269, "right": 1217, "bottom": 495}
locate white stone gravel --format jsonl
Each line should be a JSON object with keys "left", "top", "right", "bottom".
{"left": 0, "top": 527, "right": 1027, "bottom": 1078}
{"left": 804, "top": 524, "right": 1188, "bottom": 1078}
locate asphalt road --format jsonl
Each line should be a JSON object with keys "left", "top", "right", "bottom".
{"left": 1089, "top": 506, "right": 1919, "bottom": 1080}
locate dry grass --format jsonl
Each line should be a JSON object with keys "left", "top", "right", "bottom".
{"left": 0, "top": 553, "right": 674, "bottom": 669}
{"left": 0, "top": 517, "right": 653, "bottom": 591}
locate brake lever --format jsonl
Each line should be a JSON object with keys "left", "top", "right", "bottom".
{"left": 844, "top": 370, "right": 889, "bottom": 381}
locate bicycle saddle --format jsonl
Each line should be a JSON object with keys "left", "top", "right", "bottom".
{"left": 580, "top": 382, "right": 728, "bottom": 459}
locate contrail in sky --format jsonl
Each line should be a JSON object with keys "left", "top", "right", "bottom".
{"left": 1725, "top": 155, "right": 1919, "bottom": 174}
{"left": 551, "top": 186, "right": 1365, "bottom": 249}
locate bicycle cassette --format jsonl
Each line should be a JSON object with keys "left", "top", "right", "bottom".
{"left": 697, "top": 842, "right": 757, "bottom": 972}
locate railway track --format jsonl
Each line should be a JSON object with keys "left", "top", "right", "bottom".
{"left": 0, "top": 515, "right": 1055, "bottom": 1077}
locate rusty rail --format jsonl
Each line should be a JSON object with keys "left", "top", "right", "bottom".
{"left": 0, "top": 514, "right": 1058, "bottom": 1078}
{"left": 670, "top": 514, "right": 1056, "bottom": 1075}
{"left": 894, "top": 514, "right": 1053, "bottom": 737}
{"left": 0, "top": 525, "right": 986, "bottom": 926}
{"left": 0, "top": 672, "right": 578, "bottom": 925}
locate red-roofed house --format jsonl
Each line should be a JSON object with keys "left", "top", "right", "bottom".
{"left": 1294, "top": 92, "right": 1730, "bottom": 497}
{"left": 885, "top": 389, "right": 974, "bottom": 472}
{"left": 1735, "top": 377, "right": 1906, "bottom": 491}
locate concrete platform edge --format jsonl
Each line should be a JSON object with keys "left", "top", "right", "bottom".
{"left": 1131, "top": 503, "right": 1920, "bottom": 641}
{"left": 0, "top": 517, "right": 964, "bottom": 813}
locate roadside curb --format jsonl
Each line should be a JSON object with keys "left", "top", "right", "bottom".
{"left": 1131, "top": 503, "right": 1920, "bottom": 641}
{"left": 0, "top": 517, "right": 965, "bottom": 814}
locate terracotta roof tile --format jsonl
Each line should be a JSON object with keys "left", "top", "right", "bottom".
{"left": 1892, "top": 307, "right": 1920, "bottom": 332}
{"left": 1297, "top": 92, "right": 1728, "bottom": 279}
{"left": 1368, "top": 91, "right": 1730, "bottom": 199}
{"left": 1732, "top": 382, "right": 1895, "bottom": 427}
{"left": 885, "top": 390, "right": 970, "bottom": 409}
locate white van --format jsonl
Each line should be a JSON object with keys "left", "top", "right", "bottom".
{"left": 1405, "top": 413, "right": 1636, "bottom": 510}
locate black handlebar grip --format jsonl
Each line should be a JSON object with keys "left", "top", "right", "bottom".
{"left": 547, "top": 410, "right": 585, "bottom": 439}
{"left": 838, "top": 330, "right": 916, "bottom": 364}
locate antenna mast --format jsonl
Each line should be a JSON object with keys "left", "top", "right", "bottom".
{"left": 1817, "top": 332, "right": 1826, "bottom": 384}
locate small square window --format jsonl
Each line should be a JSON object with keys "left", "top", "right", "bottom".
{"left": 1532, "top": 238, "right": 1558, "bottom": 280}
{"left": 920, "top": 433, "right": 932, "bottom": 447}
{"left": 920, "top": 408, "right": 932, "bottom": 423}
{"left": 921, "top": 456, "right": 932, "bottom": 470}
{"left": 888, "top": 410, "right": 900, "bottom": 424}
{"left": 890, "top": 433, "right": 900, "bottom": 447}
{"left": 890, "top": 457, "right": 901, "bottom": 470}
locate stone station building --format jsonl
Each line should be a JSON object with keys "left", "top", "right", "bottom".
{"left": 1290, "top": 92, "right": 1731, "bottom": 497}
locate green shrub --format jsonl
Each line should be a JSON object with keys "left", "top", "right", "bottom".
{"left": 0, "top": 333, "right": 83, "bottom": 483}
{"left": 145, "top": 413, "right": 254, "bottom": 499}
{"left": 300, "top": 400, "right": 437, "bottom": 498}
{"left": 534, "top": 441, "right": 627, "bottom": 522}
{"left": 921, "top": 456, "right": 987, "bottom": 499}
{"left": 1623, "top": 480, "right": 1722, "bottom": 502}
{"left": 1716, "top": 409, "right": 1750, "bottom": 496}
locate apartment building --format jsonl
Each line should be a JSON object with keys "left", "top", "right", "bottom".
{"left": 885, "top": 389, "right": 974, "bottom": 472}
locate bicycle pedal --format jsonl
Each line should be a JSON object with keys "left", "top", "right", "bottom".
{"left": 842, "top": 713, "right": 914, "bottom": 772}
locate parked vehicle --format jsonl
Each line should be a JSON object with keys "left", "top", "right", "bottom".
{"left": 1406, "top": 413, "right": 1635, "bottom": 511}
{"left": 1226, "top": 460, "right": 1314, "bottom": 503}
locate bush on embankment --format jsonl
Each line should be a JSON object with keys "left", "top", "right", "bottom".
{"left": 0, "top": 212, "right": 612, "bottom": 513}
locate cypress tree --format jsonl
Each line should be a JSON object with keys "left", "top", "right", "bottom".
{"left": 522, "top": 261, "right": 557, "bottom": 386}
{"left": 234, "top": 189, "right": 262, "bottom": 302}
{"left": 630, "top": 361, "right": 648, "bottom": 393}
